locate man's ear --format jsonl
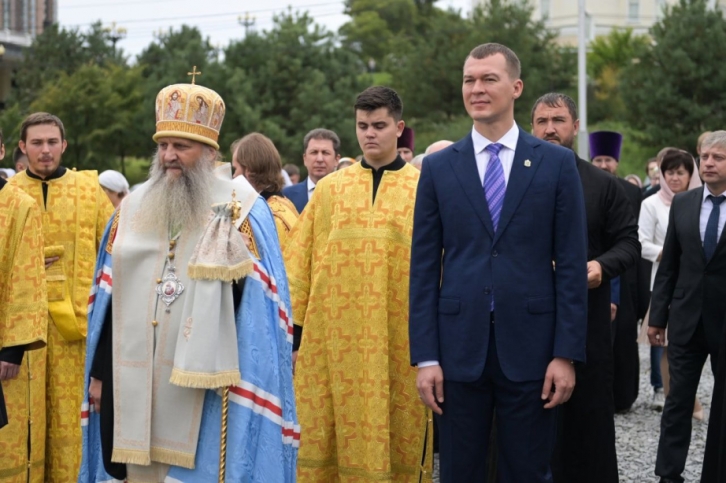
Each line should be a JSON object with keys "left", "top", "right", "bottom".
{"left": 61, "top": 139, "right": 68, "bottom": 154}
{"left": 18, "top": 140, "right": 27, "bottom": 155}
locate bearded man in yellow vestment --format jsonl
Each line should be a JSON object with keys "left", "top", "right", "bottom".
{"left": 285, "top": 86, "right": 432, "bottom": 482}
{"left": 4, "top": 113, "right": 113, "bottom": 482}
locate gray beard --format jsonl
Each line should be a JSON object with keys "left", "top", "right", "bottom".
{"left": 136, "top": 150, "right": 215, "bottom": 233}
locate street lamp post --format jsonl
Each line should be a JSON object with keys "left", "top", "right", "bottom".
{"left": 238, "top": 12, "right": 256, "bottom": 36}
{"left": 577, "top": 0, "right": 589, "bottom": 160}
{"left": 105, "top": 22, "right": 127, "bottom": 56}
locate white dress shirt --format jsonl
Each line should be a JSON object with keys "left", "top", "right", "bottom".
{"left": 418, "top": 122, "right": 520, "bottom": 369}
{"left": 699, "top": 186, "right": 726, "bottom": 243}
{"left": 638, "top": 195, "right": 670, "bottom": 290}
{"left": 307, "top": 177, "right": 316, "bottom": 201}
{"left": 472, "top": 122, "right": 520, "bottom": 187}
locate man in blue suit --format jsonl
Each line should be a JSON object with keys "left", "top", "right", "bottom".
{"left": 282, "top": 128, "right": 340, "bottom": 213}
{"left": 409, "top": 43, "right": 588, "bottom": 482}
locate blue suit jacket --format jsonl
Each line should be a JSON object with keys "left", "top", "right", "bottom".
{"left": 282, "top": 181, "right": 308, "bottom": 214}
{"left": 409, "top": 129, "right": 588, "bottom": 383}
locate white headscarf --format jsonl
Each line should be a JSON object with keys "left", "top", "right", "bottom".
{"left": 99, "top": 169, "right": 130, "bottom": 194}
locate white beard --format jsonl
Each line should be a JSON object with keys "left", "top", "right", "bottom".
{"left": 135, "top": 149, "right": 216, "bottom": 233}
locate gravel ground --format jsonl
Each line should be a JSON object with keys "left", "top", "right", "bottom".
{"left": 616, "top": 343, "right": 712, "bottom": 482}
{"left": 431, "top": 343, "right": 714, "bottom": 482}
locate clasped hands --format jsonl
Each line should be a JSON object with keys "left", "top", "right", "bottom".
{"left": 416, "top": 357, "right": 575, "bottom": 414}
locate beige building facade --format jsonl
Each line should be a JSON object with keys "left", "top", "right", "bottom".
{"left": 473, "top": 0, "right": 725, "bottom": 45}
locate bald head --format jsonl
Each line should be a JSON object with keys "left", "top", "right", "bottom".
{"left": 425, "top": 140, "right": 454, "bottom": 155}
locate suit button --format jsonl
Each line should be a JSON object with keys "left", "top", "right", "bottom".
{"left": 492, "top": 250, "right": 498, "bottom": 257}
{"left": 484, "top": 287, "right": 491, "bottom": 295}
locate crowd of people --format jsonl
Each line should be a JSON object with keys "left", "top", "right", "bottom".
{"left": 0, "top": 41, "right": 724, "bottom": 483}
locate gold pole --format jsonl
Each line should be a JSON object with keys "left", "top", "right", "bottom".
{"left": 219, "top": 386, "right": 230, "bottom": 482}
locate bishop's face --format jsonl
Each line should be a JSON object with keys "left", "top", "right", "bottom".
{"left": 156, "top": 137, "right": 207, "bottom": 179}
{"left": 21, "top": 124, "right": 67, "bottom": 178}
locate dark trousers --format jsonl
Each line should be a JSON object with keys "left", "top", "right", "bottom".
{"left": 552, "top": 359, "right": 618, "bottom": 483}
{"left": 702, "top": 323, "right": 726, "bottom": 482}
{"left": 437, "top": 322, "right": 557, "bottom": 483}
{"left": 656, "top": 322, "right": 719, "bottom": 482}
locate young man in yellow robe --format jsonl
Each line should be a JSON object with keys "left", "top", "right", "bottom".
{"left": 286, "top": 86, "right": 432, "bottom": 482}
{"left": 0, "top": 174, "right": 47, "bottom": 431}
{"left": 4, "top": 113, "right": 113, "bottom": 482}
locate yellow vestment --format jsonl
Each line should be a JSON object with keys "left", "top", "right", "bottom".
{"left": 0, "top": 183, "right": 47, "bottom": 483}
{"left": 5, "top": 170, "right": 113, "bottom": 482}
{"left": 267, "top": 194, "right": 299, "bottom": 248}
{"left": 285, "top": 162, "right": 432, "bottom": 482}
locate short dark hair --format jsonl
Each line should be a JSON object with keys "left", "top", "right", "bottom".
{"left": 467, "top": 43, "right": 521, "bottom": 80}
{"left": 660, "top": 150, "right": 695, "bottom": 177}
{"left": 303, "top": 128, "right": 341, "bottom": 155}
{"left": 354, "top": 86, "right": 403, "bottom": 122}
{"left": 531, "top": 93, "right": 578, "bottom": 124}
{"left": 20, "top": 112, "right": 65, "bottom": 142}
{"left": 13, "top": 147, "right": 26, "bottom": 163}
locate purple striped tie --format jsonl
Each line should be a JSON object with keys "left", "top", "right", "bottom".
{"left": 484, "top": 143, "right": 505, "bottom": 232}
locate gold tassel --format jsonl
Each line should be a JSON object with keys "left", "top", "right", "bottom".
{"left": 150, "top": 447, "right": 197, "bottom": 469}
{"left": 169, "top": 368, "right": 241, "bottom": 389}
{"left": 111, "top": 448, "right": 151, "bottom": 466}
{"left": 187, "top": 259, "right": 254, "bottom": 282}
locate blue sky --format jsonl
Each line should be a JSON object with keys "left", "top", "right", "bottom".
{"left": 58, "top": 0, "right": 472, "bottom": 60}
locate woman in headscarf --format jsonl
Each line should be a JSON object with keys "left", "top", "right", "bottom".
{"left": 638, "top": 149, "right": 703, "bottom": 418}
{"left": 98, "top": 170, "right": 130, "bottom": 208}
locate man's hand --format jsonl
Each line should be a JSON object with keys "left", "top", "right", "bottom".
{"left": 416, "top": 365, "right": 444, "bottom": 415}
{"left": 587, "top": 260, "right": 603, "bottom": 289}
{"left": 292, "top": 351, "right": 298, "bottom": 375}
{"left": 89, "top": 377, "right": 102, "bottom": 413}
{"left": 0, "top": 362, "right": 20, "bottom": 381}
{"left": 44, "top": 256, "right": 60, "bottom": 269}
{"left": 610, "top": 303, "right": 618, "bottom": 322}
{"left": 541, "top": 357, "right": 575, "bottom": 409}
{"left": 648, "top": 327, "right": 666, "bottom": 347}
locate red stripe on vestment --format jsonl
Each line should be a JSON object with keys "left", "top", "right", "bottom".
{"left": 230, "top": 385, "right": 283, "bottom": 417}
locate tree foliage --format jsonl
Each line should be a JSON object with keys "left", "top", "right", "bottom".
{"left": 1, "top": 0, "right": 720, "bottom": 178}
{"left": 621, "top": 0, "right": 726, "bottom": 152}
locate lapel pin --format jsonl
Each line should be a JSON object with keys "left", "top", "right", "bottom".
{"left": 524, "top": 160, "right": 531, "bottom": 167}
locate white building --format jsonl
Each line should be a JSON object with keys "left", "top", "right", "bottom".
{"left": 472, "top": 0, "right": 724, "bottom": 45}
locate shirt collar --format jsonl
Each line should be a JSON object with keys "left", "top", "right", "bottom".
{"left": 26, "top": 166, "right": 67, "bottom": 181}
{"left": 471, "top": 122, "right": 519, "bottom": 155}
{"left": 360, "top": 155, "right": 407, "bottom": 172}
{"left": 704, "top": 185, "right": 726, "bottom": 201}
{"left": 306, "top": 177, "right": 316, "bottom": 192}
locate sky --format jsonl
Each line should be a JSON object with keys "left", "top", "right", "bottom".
{"left": 58, "top": 0, "right": 473, "bottom": 60}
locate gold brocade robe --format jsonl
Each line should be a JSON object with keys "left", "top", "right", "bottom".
{"left": 267, "top": 194, "right": 299, "bottom": 249}
{"left": 0, "top": 183, "right": 47, "bottom": 483}
{"left": 285, "top": 162, "right": 433, "bottom": 482}
{"left": 5, "top": 170, "right": 113, "bottom": 483}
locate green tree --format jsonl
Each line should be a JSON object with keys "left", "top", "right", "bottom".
{"left": 621, "top": 0, "right": 726, "bottom": 152}
{"left": 30, "top": 64, "right": 149, "bottom": 171}
{"left": 339, "top": 0, "right": 418, "bottom": 64}
{"left": 222, "top": 12, "right": 368, "bottom": 163}
{"left": 388, "top": 0, "right": 575, "bottom": 126}
{"left": 12, "top": 22, "right": 125, "bottom": 108}
{"left": 587, "top": 28, "right": 650, "bottom": 123}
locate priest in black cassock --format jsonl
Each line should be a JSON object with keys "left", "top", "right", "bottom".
{"left": 590, "top": 130, "right": 651, "bottom": 412}
{"left": 531, "top": 94, "right": 640, "bottom": 483}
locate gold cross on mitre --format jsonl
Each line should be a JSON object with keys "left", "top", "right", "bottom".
{"left": 187, "top": 65, "right": 201, "bottom": 85}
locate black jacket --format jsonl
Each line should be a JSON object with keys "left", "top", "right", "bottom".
{"left": 649, "top": 186, "right": 726, "bottom": 346}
